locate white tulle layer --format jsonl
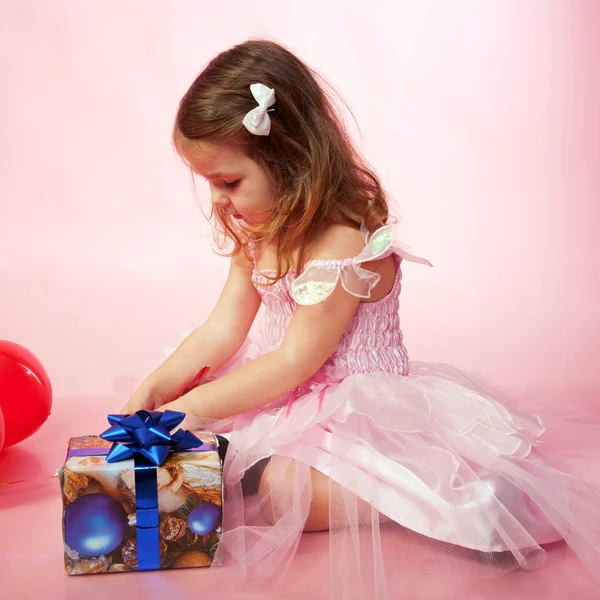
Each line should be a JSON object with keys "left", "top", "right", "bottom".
{"left": 194, "top": 339, "right": 600, "bottom": 597}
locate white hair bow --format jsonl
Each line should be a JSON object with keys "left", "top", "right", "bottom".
{"left": 242, "top": 83, "right": 276, "bottom": 136}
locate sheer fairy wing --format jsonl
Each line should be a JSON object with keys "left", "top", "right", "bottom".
{"left": 340, "top": 262, "right": 381, "bottom": 299}
{"left": 291, "top": 265, "right": 341, "bottom": 306}
{"left": 292, "top": 224, "right": 431, "bottom": 305}
{"left": 292, "top": 262, "right": 381, "bottom": 305}
{"left": 360, "top": 222, "right": 371, "bottom": 243}
{"left": 393, "top": 246, "right": 432, "bottom": 266}
{"left": 360, "top": 223, "right": 432, "bottom": 267}
{"left": 354, "top": 224, "right": 396, "bottom": 263}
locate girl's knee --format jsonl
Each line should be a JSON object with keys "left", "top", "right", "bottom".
{"left": 303, "top": 467, "right": 330, "bottom": 532}
{"left": 257, "top": 457, "right": 297, "bottom": 524}
{"left": 256, "top": 457, "right": 332, "bottom": 531}
{"left": 257, "top": 463, "right": 276, "bottom": 524}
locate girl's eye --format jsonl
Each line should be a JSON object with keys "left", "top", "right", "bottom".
{"left": 224, "top": 180, "right": 240, "bottom": 189}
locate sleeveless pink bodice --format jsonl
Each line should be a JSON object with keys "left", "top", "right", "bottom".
{"left": 252, "top": 253, "right": 410, "bottom": 377}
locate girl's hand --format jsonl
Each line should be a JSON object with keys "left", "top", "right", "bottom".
{"left": 157, "top": 393, "right": 213, "bottom": 432}
{"left": 120, "top": 383, "right": 165, "bottom": 414}
{"left": 119, "top": 366, "right": 211, "bottom": 415}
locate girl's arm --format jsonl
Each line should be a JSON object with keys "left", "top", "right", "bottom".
{"left": 122, "top": 248, "right": 261, "bottom": 412}
{"left": 162, "top": 278, "right": 362, "bottom": 419}
{"left": 162, "top": 227, "right": 385, "bottom": 420}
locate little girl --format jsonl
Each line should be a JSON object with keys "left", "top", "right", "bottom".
{"left": 124, "top": 40, "right": 600, "bottom": 598}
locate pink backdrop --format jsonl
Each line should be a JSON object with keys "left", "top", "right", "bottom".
{"left": 1, "top": 1, "right": 599, "bottom": 424}
{"left": 1, "top": 3, "right": 600, "bottom": 598}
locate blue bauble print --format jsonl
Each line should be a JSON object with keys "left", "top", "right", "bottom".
{"left": 187, "top": 502, "right": 221, "bottom": 536}
{"left": 64, "top": 493, "right": 127, "bottom": 556}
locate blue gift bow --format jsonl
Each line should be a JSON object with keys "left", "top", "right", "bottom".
{"left": 99, "top": 410, "right": 203, "bottom": 570}
{"left": 101, "top": 409, "right": 202, "bottom": 466}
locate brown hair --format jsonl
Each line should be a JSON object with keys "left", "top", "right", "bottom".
{"left": 173, "top": 39, "right": 390, "bottom": 281}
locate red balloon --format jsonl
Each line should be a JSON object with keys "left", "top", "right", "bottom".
{"left": 0, "top": 406, "right": 5, "bottom": 454}
{"left": 0, "top": 341, "right": 52, "bottom": 448}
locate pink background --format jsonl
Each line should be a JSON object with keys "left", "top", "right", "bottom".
{"left": 1, "top": 2, "right": 599, "bottom": 598}
{"left": 1, "top": 1, "right": 599, "bottom": 405}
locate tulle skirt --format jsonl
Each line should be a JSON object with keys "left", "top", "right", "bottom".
{"left": 190, "top": 339, "right": 600, "bottom": 598}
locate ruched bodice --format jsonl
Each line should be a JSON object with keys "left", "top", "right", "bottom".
{"left": 252, "top": 253, "right": 410, "bottom": 376}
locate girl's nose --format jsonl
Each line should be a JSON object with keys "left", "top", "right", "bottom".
{"left": 210, "top": 185, "right": 229, "bottom": 206}
{"left": 211, "top": 191, "right": 229, "bottom": 206}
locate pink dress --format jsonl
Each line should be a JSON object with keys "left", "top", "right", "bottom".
{"left": 201, "top": 224, "right": 600, "bottom": 598}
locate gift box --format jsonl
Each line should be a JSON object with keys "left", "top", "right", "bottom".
{"left": 59, "top": 411, "right": 223, "bottom": 575}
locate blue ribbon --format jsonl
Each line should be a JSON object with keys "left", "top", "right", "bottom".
{"left": 100, "top": 410, "right": 202, "bottom": 570}
{"left": 100, "top": 410, "right": 202, "bottom": 466}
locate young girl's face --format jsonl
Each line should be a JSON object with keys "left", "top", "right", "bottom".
{"left": 186, "top": 144, "right": 276, "bottom": 224}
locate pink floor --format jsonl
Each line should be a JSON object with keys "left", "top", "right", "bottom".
{"left": 2, "top": 397, "right": 599, "bottom": 600}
